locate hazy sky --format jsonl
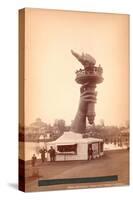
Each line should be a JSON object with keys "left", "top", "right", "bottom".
{"left": 24, "top": 9, "right": 129, "bottom": 126}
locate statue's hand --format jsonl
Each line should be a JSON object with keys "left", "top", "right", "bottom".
{"left": 79, "top": 90, "right": 90, "bottom": 114}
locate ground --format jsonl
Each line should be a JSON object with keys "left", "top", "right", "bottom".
{"left": 24, "top": 150, "right": 129, "bottom": 192}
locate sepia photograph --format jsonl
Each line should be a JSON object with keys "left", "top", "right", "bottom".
{"left": 19, "top": 8, "right": 129, "bottom": 192}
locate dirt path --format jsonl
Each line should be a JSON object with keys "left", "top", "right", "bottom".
{"left": 25, "top": 150, "right": 129, "bottom": 192}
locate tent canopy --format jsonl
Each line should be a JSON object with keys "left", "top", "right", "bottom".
{"left": 48, "top": 131, "right": 103, "bottom": 146}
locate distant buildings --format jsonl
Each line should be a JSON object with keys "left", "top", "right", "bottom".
{"left": 20, "top": 118, "right": 66, "bottom": 142}
{"left": 19, "top": 118, "right": 129, "bottom": 148}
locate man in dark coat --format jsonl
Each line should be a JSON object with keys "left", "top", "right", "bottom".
{"left": 48, "top": 146, "right": 56, "bottom": 162}
{"left": 39, "top": 147, "right": 47, "bottom": 162}
{"left": 31, "top": 154, "right": 37, "bottom": 167}
{"left": 88, "top": 147, "right": 93, "bottom": 160}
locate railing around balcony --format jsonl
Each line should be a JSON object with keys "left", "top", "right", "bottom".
{"left": 75, "top": 66, "right": 103, "bottom": 77}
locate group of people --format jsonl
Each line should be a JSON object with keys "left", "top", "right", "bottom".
{"left": 31, "top": 146, "right": 56, "bottom": 167}
{"left": 31, "top": 146, "right": 96, "bottom": 166}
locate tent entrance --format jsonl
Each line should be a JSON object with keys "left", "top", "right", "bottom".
{"left": 88, "top": 144, "right": 93, "bottom": 160}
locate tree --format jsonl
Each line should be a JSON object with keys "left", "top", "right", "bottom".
{"left": 100, "top": 119, "right": 104, "bottom": 127}
{"left": 54, "top": 119, "right": 65, "bottom": 134}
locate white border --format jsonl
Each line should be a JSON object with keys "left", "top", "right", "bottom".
{"left": 0, "top": 0, "right": 132, "bottom": 199}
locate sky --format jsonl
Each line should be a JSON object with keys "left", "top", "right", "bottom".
{"left": 24, "top": 8, "right": 129, "bottom": 126}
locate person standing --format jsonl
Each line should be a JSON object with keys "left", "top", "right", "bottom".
{"left": 48, "top": 146, "right": 56, "bottom": 162}
{"left": 39, "top": 147, "right": 47, "bottom": 163}
{"left": 31, "top": 154, "right": 39, "bottom": 177}
{"left": 88, "top": 147, "right": 93, "bottom": 160}
{"left": 31, "top": 154, "right": 37, "bottom": 167}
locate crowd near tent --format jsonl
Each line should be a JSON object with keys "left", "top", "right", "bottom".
{"left": 47, "top": 132, "right": 104, "bottom": 161}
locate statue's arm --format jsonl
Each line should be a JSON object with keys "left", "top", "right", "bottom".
{"left": 71, "top": 89, "right": 90, "bottom": 133}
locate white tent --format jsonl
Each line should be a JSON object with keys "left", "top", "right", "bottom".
{"left": 47, "top": 132, "right": 104, "bottom": 161}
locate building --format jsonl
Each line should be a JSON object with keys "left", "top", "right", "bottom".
{"left": 24, "top": 118, "right": 64, "bottom": 142}
{"left": 47, "top": 131, "right": 104, "bottom": 161}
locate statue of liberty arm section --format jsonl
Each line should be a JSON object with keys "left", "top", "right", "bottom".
{"left": 70, "top": 50, "right": 104, "bottom": 133}
{"left": 71, "top": 86, "right": 91, "bottom": 133}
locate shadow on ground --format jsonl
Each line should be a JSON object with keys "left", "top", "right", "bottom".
{"left": 8, "top": 183, "right": 18, "bottom": 190}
